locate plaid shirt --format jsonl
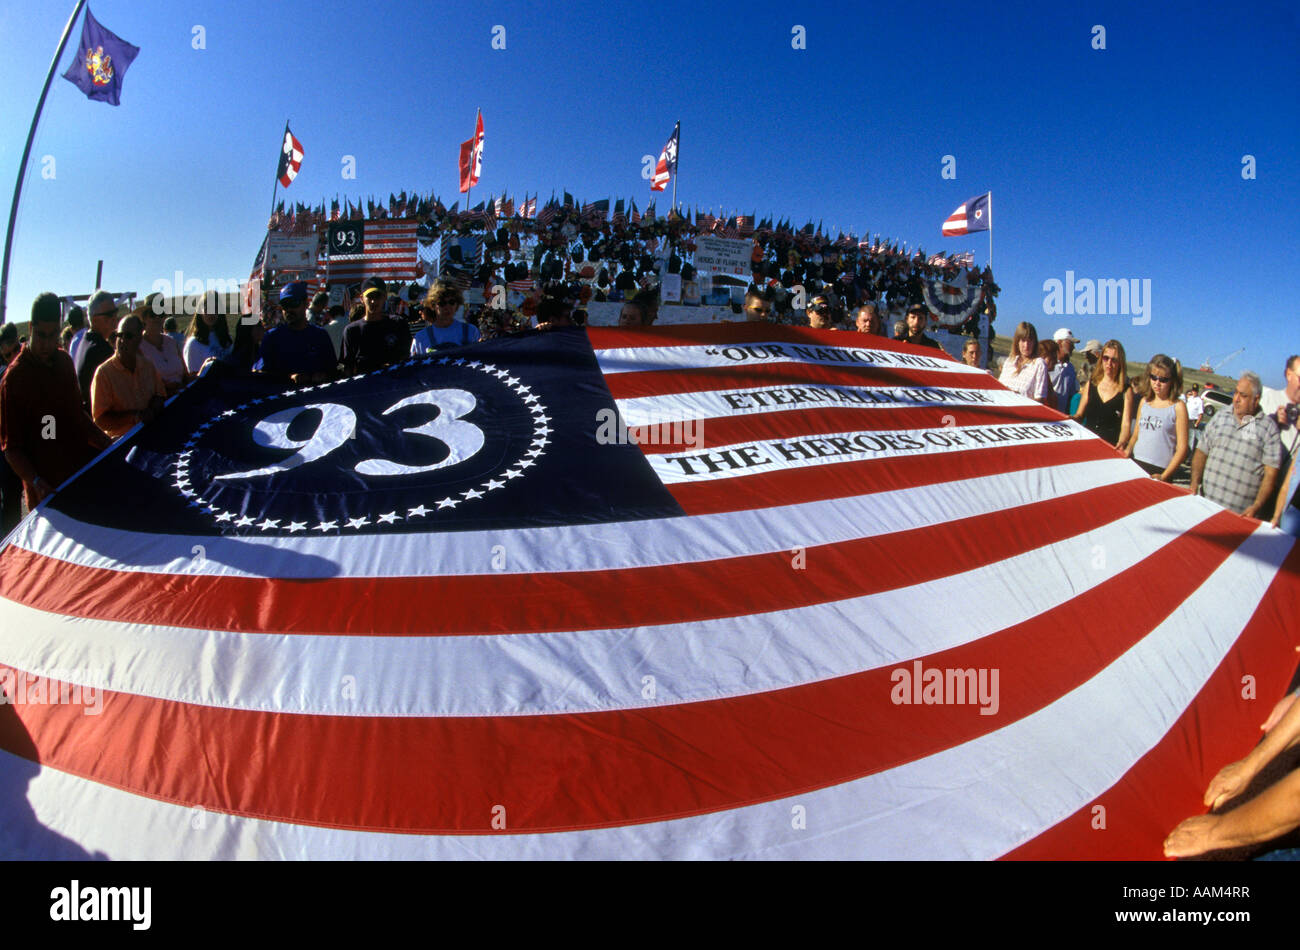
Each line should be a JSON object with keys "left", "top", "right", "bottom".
{"left": 1200, "top": 406, "right": 1282, "bottom": 512}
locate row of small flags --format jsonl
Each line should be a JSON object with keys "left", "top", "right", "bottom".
{"left": 264, "top": 194, "right": 985, "bottom": 266}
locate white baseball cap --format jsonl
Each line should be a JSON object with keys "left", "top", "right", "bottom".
{"left": 1053, "top": 328, "right": 1080, "bottom": 343}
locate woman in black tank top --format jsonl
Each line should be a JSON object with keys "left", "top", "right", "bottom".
{"left": 1072, "top": 339, "right": 1133, "bottom": 449}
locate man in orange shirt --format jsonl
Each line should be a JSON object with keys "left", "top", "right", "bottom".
{"left": 90, "top": 314, "right": 166, "bottom": 438}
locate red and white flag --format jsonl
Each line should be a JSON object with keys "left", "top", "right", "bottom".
{"left": 458, "top": 110, "right": 484, "bottom": 194}
{"left": 276, "top": 124, "right": 303, "bottom": 187}
{"left": 942, "top": 193, "right": 991, "bottom": 237}
{"left": 650, "top": 122, "right": 678, "bottom": 192}
{"left": 0, "top": 325, "right": 1296, "bottom": 859}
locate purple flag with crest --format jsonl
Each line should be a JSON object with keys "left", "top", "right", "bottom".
{"left": 61, "top": 7, "right": 139, "bottom": 107}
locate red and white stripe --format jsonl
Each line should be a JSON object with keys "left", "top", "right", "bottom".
{"left": 942, "top": 200, "right": 974, "bottom": 236}
{"left": 0, "top": 324, "right": 1296, "bottom": 859}
{"left": 278, "top": 130, "right": 303, "bottom": 187}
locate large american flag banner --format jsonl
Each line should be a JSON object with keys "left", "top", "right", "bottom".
{"left": 323, "top": 219, "right": 420, "bottom": 283}
{"left": 0, "top": 324, "right": 1296, "bottom": 859}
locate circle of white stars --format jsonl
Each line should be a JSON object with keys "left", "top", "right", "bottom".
{"left": 172, "top": 356, "right": 551, "bottom": 533}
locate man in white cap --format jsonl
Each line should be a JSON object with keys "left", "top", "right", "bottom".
{"left": 1050, "top": 328, "right": 1080, "bottom": 414}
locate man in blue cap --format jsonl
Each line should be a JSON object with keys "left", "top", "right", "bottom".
{"left": 255, "top": 282, "right": 337, "bottom": 386}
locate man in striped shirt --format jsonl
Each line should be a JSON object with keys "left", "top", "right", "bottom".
{"left": 1189, "top": 371, "right": 1282, "bottom": 517}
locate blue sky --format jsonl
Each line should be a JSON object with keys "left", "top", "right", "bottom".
{"left": 1, "top": 0, "right": 1297, "bottom": 385}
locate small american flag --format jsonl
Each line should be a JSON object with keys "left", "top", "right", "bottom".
{"left": 650, "top": 122, "right": 678, "bottom": 192}
{"left": 942, "top": 193, "right": 991, "bottom": 237}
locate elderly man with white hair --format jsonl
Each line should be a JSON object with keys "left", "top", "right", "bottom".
{"left": 1189, "top": 370, "right": 1283, "bottom": 518}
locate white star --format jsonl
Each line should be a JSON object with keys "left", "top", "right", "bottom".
{"left": 531, "top": 437, "right": 550, "bottom": 449}
{"left": 235, "top": 515, "right": 255, "bottom": 527}
{"left": 461, "top": 488, "right": 484, "bottom": 500}
{"left": 286, "top": 521, "right": 308, "bottom": 533}
{"left": 503, "top": 468, "right": 523, "bottom": 480}
{"left": 526, "top": 448, "right": 543, "bottom": 457}
{"left": 313, "top": 520, "right": 338, "bottom": 531}
{"left": 180, "top": 489, "right": 196, "bottom": 498}
{"left": 466, "top": 361, "right": 483, "bottom": 369}
{"left": 523, "top": 394, "right": 540, "bottom": 405}
{"left": 518, "top": 459, "right": 536, "bottom": 469}
{"left": 346, "top": 516, "right": 371, "bottom": 529}
{"left": 493, "top": 368, "right": 510, "bottom": 378}
{"left": 221, "top": 410, "right": 236, "bottom": 417}
{"left": 377, "top": 511, "right": 399, "bottom": 524}
{"left": 437, "top": 497, "right": 461, "bottom": 509}
{"left": 215, "top": 511, "right": 234, "bottom": 522}
{"left": 511, "top": 385, "right": 529, "bottom": 395}
{"left": 407, "top": 505, "right": 429, "bottom": 518}
{"left": 532, "top": 413, "right": 551, "bottom": 425}
{"left": 485, "top": 479, "right": 505, "bottom": 491}
{"left": 257, "top": 518, "right": 280, "bottom": 530}
{"left": 535, "top": 426, "right": 552, "bottom": 438}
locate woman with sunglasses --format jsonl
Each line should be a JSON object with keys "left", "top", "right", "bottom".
{"left": 1072, "top": 339, "right": 1133, "bottom": 449}
{"left": 1123, "top": 354, "right": 1189, "bottom": 480}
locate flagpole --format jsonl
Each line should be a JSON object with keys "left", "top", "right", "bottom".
{"left": 1, "top": 0, "right": 88, "bottom": 323}
{"left": 268, "top": 119, "right": 287, "bottom": 225}
{"left": 987, "top": 191, "right": 993, "bottom": 271}
{"left": 671, "top": 121, "right": 678, "bottom": 214}
{"left": 464, "top": 109, "right": 479, "bottom": 210}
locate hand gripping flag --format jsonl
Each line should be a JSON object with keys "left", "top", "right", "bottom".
{"left": 458, "top": 110, "right": 484, "bottom": 194}
{"left": 277, "top": 125, "right": 304, "bottom": 187}
{"left": 60, "top": 7, "right": 139, "bottom": 107}
{"left": 650, "top": 122, "right": 679, "bottom": 192}
{"left": 1, "top": 325, "right": 1298, "bottom": 859}
{"left": 942, "top": 193, "right": 991, "bottom": 236}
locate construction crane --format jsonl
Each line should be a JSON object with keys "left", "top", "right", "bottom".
{"left": 1199, "top": 347, "right": 1244, "bottom": 374}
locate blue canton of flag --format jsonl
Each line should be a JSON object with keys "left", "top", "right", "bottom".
{"left": 75, "top": 329, "right": 681, "bottom": 538}
{"left": 61, "top": 7, "right": 140, "bottom": 107}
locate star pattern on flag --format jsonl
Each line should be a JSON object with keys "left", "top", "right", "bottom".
{"left": 173, "top": 357, "right": 550, "bottom": 534}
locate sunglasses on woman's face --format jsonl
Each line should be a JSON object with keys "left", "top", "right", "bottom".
{"left": 1149, "top": 375, "right": 1171, "bottom": 384}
